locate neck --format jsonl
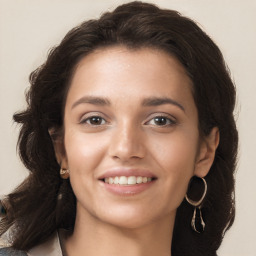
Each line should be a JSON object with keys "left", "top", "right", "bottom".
{"left": 64, "top": 210, "right": 175, "bottom": 256}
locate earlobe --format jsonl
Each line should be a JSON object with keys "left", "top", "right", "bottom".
{"left": 194, "top": 127, "right": 220, "bottom": 177}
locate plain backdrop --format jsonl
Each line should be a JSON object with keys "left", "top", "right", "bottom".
{"left": 0, "top": 0, "right": 255, "bottom": 255}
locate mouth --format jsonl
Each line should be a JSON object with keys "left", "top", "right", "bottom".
{"left": 100, "top": 176, "right": 157, "bottom": 186}
{"left": 98, "top": 168, "right": 157, "bottom": 195}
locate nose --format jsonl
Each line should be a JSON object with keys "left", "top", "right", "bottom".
{"left": 108, "top": 121, "right": 146, "bottom": 162}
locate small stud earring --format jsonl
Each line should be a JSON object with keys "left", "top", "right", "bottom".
{"left": 60, "top": 168, "right": 70, "bottom": 179}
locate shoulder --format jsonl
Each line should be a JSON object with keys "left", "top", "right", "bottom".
{"left": 27, "top": 231, "right": 63, "bottom": 256}
{"left": 0, "top": 230, "right": 65, "bottom": 256}
{"left": 0, "top": 247, "right": 27, "bottom": 256}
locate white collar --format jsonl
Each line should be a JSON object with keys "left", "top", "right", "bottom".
{"left": 27, "top": 231, "right": 64, "bottom": 256}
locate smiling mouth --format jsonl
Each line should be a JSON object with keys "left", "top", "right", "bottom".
{"left": 100, "top": 176, "right": 156, "bottom": 186}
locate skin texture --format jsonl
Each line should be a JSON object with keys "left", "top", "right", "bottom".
{"left": 54, "top": 46, "right": 219, "bottom": 256}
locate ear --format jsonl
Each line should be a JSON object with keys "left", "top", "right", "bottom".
{"left": 194, "top": 127, "right": 219, "bottom": 177}
{"left": 48, "top": 128, "right": 68, "bottom": 169}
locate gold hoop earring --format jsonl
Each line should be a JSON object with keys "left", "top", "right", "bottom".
{"left": 60, "top": 168, "right": 70, "bottom": 179}
{"left": 185, "top": 176, "right": 207, "bottom": 233}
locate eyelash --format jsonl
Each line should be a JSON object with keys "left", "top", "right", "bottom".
{"left": 80, "top": 115, "right": 107, "bottom": 126}
{"left": 145, "top": 115, "right": 176, "bottom": 127}
{"left": 80, "top": 113, "right": 176, "bottom": 128}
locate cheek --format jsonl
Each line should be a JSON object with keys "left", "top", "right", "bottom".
{"left": 150, "top": 131, "right": 199, "bottom": 206}
{"left": 64, "top": 129, "right": 109, "bottom": 176}
{"left": 152, "top": 129, "right": 199, "bottom": 171}
{"left": 63, "top": 129, "right": 110, "bottom": 208}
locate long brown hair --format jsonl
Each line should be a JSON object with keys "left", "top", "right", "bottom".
{"left": 0, "top": 2, "right": 238, "bottom": 255}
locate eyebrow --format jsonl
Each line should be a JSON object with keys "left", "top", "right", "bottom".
{"left": 71, "top": 96, "right": 111, "bottom": 109}
{"left": 71, "top": 95, "right": 185, "bottom": 112}
{"left": 142, "top": 97, "right": 185, "bottom": 112}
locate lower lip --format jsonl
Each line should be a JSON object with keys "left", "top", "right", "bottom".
{"left": 99, "top": 180, "right": 156, "bottom": 196}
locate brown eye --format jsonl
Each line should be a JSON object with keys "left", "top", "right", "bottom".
{"left": 154, "top": 117, "right": 168, "bottom": 125}
{"left": 82, "top": 116, "right": 106, "bottom": 126}
{"left": 147, "top": 116, "right": 176, "bottom": 126}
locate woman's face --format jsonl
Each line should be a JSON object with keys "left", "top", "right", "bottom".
{"left": 61, "top": 46, "right": 211, "bottom": 229}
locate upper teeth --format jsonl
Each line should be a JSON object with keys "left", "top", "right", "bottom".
{"left": 104, "top": 176, "right": 152, "bottom": 185}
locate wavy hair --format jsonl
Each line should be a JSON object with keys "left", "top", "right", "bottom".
{"left": 0, "top": 2, "right": 238, "bottom": 255}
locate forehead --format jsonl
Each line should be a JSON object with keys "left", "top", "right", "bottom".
{"left": 66, "top": 46, "right": 194, "bottom": 109}
{"left": 73, "top": 46, "right": 191, "bottom": 84}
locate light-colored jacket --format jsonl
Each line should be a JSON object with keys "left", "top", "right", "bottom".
{"left": 0, "top": 232, "right": 63, "bottom": 256}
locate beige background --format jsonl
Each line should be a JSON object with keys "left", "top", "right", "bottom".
{"left": 0, "top": 0, "right": 255, "bottom": 255}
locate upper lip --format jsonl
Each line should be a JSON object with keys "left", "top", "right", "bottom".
{"left": 97, "top": 167, "right": 157, "bottom": 180}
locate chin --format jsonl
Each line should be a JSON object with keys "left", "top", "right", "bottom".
{"left": 103, "top": 215, "right": 151, "bottom": 230}
{"left": 95, "top": 203, "right": 170, "bottom": 230}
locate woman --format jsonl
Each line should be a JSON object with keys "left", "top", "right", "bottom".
{"left": 0, "top": 1, "right": 238, "bottom": 256}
